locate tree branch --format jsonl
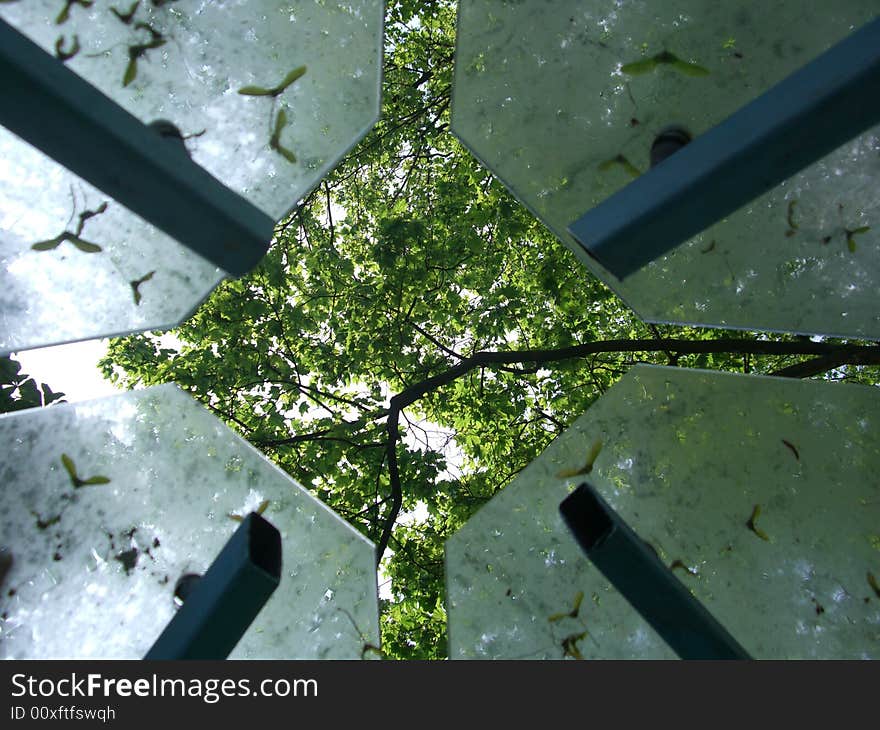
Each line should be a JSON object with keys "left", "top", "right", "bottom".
{"left": 768, "top": 350, "right": 879, "bottom": 378}
{"left": 377, "top": 402, "right": 404, "bottom": 566}
{"left": 393, "top": 337, "right": 880, "bottom": 410}
{"left": 371, "top": 336, "right": 880, "bottom": 564}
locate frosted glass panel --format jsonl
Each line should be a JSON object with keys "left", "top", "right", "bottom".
{"left": 452, "top": 1, "right": 880, "bottom": 339}
{"left": 445, "top": 366, "right": 880, "bottom": 659}
{"left": 0, "top": 127, "right": 221, "bottom": 354}
{"left": 0, "top": 385, "right": 379, "bottom": 659}
{"left": 0, "top": 0, "right": 383, "bottom": 220}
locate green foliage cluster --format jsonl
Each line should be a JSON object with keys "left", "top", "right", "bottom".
{"left": 99, "top": 1, "right": 880, "bottom": 658}
{"left": 0, "top": 356, "right": 65, "bottom": 414}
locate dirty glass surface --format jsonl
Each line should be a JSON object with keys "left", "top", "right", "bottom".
{"left": 445, "top": 365, "right": 880, "bottom": 659}
{"left": 1, "top": 0, "right": 384, "bottom": 220}
{"left": 0, "top": 128, "right": 222, "bottom": 355}
{"left": 0, "top": 384, "right": 379, "bottom": 659}
{"left": 0, "top": 1, "right": 383, "bottom": 353}
{"left": 452, "top": 0, "right": 880, "bottom": 339}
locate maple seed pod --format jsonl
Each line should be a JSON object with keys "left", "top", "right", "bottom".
{"left": 650, "top": 125, "right": 692, "bottom": 168}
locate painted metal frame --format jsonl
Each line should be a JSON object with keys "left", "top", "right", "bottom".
{"left": 560, "top": 482, "right": 751, "bottom": 660}
{"left": 0, "top": 18, "right": 275, "bottom": 276}
{"left": 568, "top": 16, "right": 880, "bottom": 280}
{"left": 144, "top": 512, "right": 282, "bottom": 660}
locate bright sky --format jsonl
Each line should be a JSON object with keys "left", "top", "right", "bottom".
{"left": 13, "top": 338, "right": 120, "bottom": 403}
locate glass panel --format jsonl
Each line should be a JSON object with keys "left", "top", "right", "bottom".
{"left": 0, "top": 385, "right": 379, "bottom": 659}
{"left": 0, "top": 0, "right": 384, "bottom": 221}
{"left": 452, "top": 0, "right": 880, "bottom": 339}
{"left": 445, "top": 365, "right": 880, "bottom": 659}
{"left": 0, "top": 127, "right": 221, "bottom": 354}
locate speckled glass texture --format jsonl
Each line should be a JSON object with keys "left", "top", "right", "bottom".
{"left": 0, "top": 128, "right": 222, "bottom": 354}
{"left": 0, "top": 384, "right": 380, "bottom": 659}
{"left": 0, "top": 0, "right": 383, "bottom": 354}
{"left": 452, "top": 1, "right": 880, "bottom": 339}
{"left": 445, "top": 365, "right": 880, "bottom": 659}
{"left": 0, "top": 0, "right": 384, "bottom": 221}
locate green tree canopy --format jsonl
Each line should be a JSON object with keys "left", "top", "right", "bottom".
{"left": 100, "top": 0, "right": 880, "bottom": 658}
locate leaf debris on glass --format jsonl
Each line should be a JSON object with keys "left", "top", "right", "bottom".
{"left": 55, "top": 35, "right": 81, "bottom": 62}
{"left": 560, "top": 631, "right": 589, "bottom": 659}
{"left": 337, "top": 607, "right": 383, "bottom": 659}
{"left": 557, "top": 439, "right": 603, "bottom": 478}
{"left": 845, "top": 226, "right": 870, "bottom": 254}
{"left": 785, "top": 200, "right": 798, "bottom": 237}
{"left": 269, "top": 109, "right": 298, "bottom": 164}
{"left": 781, "top": 439, "right": 800, "bottom": 461}
{"left": 238, "top": 66, "right": 307, "bottom": 97}
{"left": 746, "top": 503, "right": 769, "bottom": 541}
{"left": 130, "top": 270, "right": 156, "bottom": 305}
{"left": 598, "top": 154, "right": 640, "bottom": 179}
{"left": 56, "top": 0, "right": 93, "bottom": 26}
{"left": 60, "top": 453, "right": 111, "bottom": 489}
{"left": 31, "top": 201, "right": 107, "bottom": 253}
{"left": 621, "top": 50, "right": 709, "bottom": 77}
{"left": 123, "top": 24, "right": 166, "bottom": 87}
{"left": 110, "top": 0, "right": 140, "bottom": 24}
{"left": 31, "top": 511, "right": 62, "bottom": 530}
{"left": 868, "top": 572, "right": 880, "bottom": 599}
{"left": 548, "top": 590, "right": 584, "bottom": 622}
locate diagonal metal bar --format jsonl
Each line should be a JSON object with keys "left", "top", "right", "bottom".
{"left": 568, "top": 16, "right": 880, "bottom": 280}
{"left": 144, "top": 512, "right": 281, "bottom": 660}
{"left": 0, "top": 18, "right": 275, "bottom": 276}
{"left": 560, "top": 482, "right": 751, "bottom": 660}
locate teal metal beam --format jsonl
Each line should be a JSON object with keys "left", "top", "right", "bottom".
{"left": 560, "top": 482, "right": 751, "bottom": 660}
{"left": 0, "top": 18, "right": 274, "bottom": 276}
{"left": 568, "top": 17, "right": 880, "bottom": 280}
{"left": 144, "top": 512, "right": 281, "bottom": 660}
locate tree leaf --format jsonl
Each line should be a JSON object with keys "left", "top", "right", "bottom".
{"left": 41, "top": 382, "right": 65, "bottom": 405}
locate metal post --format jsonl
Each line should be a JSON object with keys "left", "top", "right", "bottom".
{"left": 144, "top": 512, "right": 282, "bottom": 660}
{"left": 568, "top": 16, "right": 880, "bottom": 280}
{"left": 559, "top": 482, "right": 751, "bottom": 660}
{"left": 0, "top": 18, "right": 275, "bottom": 276}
